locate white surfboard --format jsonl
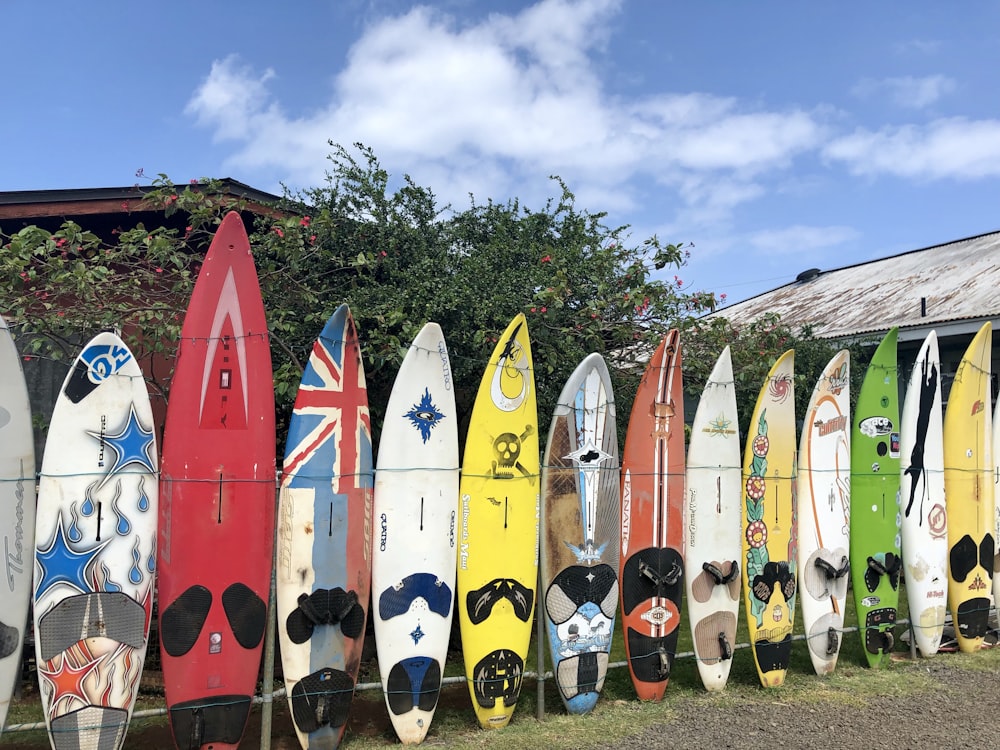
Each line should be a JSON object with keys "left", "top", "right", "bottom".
{"left": 684, "top": 346, "right": 741, "bottom": 691}
{"left": 901, "top": 330, "right": 947, "bottom": 656}
{"left": 0, "top": 315, "right": 35, "bottom": 735}
{"left": 372, "top": 323, "right": 459, "bottom": 744}
{"left": 796, "top": 350, "right": 851, "bottom": 675}
{"left": 34, "top": 332, "right": 158, "bottom": 750}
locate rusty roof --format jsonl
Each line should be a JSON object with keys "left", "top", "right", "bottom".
{"left": 713, "top": 230, "right": 1000, "bottom": 342}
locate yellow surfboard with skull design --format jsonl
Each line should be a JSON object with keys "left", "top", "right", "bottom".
{"left": 741, "top": 349, "right": 797, "bottom": 688}
{"left": 456, "top": 313, "right": 540, "bottom": 729}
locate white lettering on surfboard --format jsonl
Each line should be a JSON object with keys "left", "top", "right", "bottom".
{"left": 460, "top": 493, "right": 470, "bottom": 569}
{"left": 620, "top": 471, "right": 631, "bottom": 556}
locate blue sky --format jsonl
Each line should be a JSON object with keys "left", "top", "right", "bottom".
{"left": 4, "top": 1, "right": 999, "bottom": 305}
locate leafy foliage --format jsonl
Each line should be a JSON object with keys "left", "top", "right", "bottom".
{"left": 1, "top": 145, "right": 722, "bottom": 452}
{"left": 679, "top": 312, "right": 874, "bottom": 438}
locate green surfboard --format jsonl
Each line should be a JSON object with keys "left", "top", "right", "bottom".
{"left": 850, "top": 328, "right": 901, "bottom": 667}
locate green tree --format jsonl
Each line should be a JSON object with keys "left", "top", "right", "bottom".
{"left": 0, "top": 144, "right": 719, "bottom": 451}
{"left": 680, "top": 311, "right": 874, "bottom": 438}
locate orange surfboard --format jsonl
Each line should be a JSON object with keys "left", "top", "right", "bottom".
{"left": 619, "top": 331, "right": 684, "bottom": 700}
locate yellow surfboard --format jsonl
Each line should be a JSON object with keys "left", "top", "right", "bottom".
{"left": 741, "top": 350, "right": 797, "bottom": 687}
{"left": 943, "top": 321, "right": 993, "bottom": 652}
{"left": 457, "top": 313, "right": 540, "bottom": 728}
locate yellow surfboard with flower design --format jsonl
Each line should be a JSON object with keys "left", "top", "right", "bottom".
{"left": 741, "top": 350, "right": 796, "bottom": 688}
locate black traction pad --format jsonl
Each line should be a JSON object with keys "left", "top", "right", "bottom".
{"left": 222, "top": 582, "right": 267, "bottom": 649}
{"left": 950, "top": 534, "right": 979, "bottom": 583}
{"left": 545, "top": 564, "right": 618, "bottom": 624}
{"left": 863, "top": 607, "right": 897, "bottom": 655}
{"left": 286, "top": 587, "right": 364, "bottom": 644}
{"left": 465, "top": 578, "right": 533, "bottom": 624}
{"left": 0, "top": 619, "right": 19, "bottom": 659}
{"left": 555, "top": 651, "right": 607, "bottom": 700}
{"left": 472, "top": 648, "right": 523, "bottom": 708}
{"left": 981, "top": 533, "right": 996, "bottom": 573}
{"left": 864, "top": 552, "right": 901, "bottom": 592}
{"left": 753, "top": 633, "right": 792, "bottom": 673}
{"left": 50, "top": 705, "right": 128, "bottom": 750}
{"left": 159, "top": 585, "right": 212, "bottom": 657}
{"left": 290, "top": 667, "right": 355, "bottom": 733}
{"left": 169, "top": 694, "right": 251, "bottom": 749}
{"left": 626, "top": 627, "right": 674, "bottom": 683}
{"left": 38, "top": 592, "right": 147, "bottom": 661}
{"left": 386, "top": 656, "right": 441, "bottom": 715}
{"left": 957, "top": 597, "right": 992, "bottom": 640}
{"left": 621, "top": 548, "right": 682, "bottom": 615}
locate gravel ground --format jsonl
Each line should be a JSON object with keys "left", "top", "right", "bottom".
{"left": 601, "top": 657, "right": 1000, "bottom": 750}
{"left": 5, "top": 651, "right": 998, "bottom": 748}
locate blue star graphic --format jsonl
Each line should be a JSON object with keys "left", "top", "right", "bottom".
{"left": 410, "top": 624, "right": 425, "bottom": 644}
{"left": 34, "top": 513, "right": 109, "bottom": 600}
{"left": 89, "top": 403, "right": 155, "bottom": 480}
{"left": 404, "top": 388, "right": 445, "bottom": 444}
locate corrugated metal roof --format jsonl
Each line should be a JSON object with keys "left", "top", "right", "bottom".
{"left": 713, "top": 230, "right": 1000, "bottom": 340}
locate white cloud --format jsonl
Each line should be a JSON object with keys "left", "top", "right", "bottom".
{"left": 185, "top": 56, "right": 278, "bottom": 141}
{"left": 824, "top": 117, "right": 1000, "bottom": 179}
{"left": 749, "top": 224, "right": 860, "bottom": 256}
{"left": 185, "top": 0, "right": 824, "bottom": 219}
{"left": 852, "top": 75, "right": 956, "bottom": 109}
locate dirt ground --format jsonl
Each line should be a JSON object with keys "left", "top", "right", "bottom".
{"left": 5, "top": 654, "right": 999, "bottom": 749}
{"left": 601, "top": 657, "right": 1000, "bottom": 750}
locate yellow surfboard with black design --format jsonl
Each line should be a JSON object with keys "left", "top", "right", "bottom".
{"left": 944, "top": 321, "right": 993, "bottom": 652}
{"left": 741, "top": 350, "right": 797, "bottom": 688}
{"left": 456, "top": 313, "right": 540, "bottom": 729}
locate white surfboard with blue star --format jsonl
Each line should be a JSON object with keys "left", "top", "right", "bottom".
{"left": 33, "top": 331, "right": 157, "bottom": 750}
{"left": 372, "top": 322, "right": 459, "bottom": 744}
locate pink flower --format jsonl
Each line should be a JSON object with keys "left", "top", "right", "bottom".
{"left": 155, "top": 267, "right": 163, "bottom": 273}
{"left": 309, "top": 235, "right": 316, "bottom": 244}
{"left": 274, "top": 227, "right": 284, "bottom": 238}
{"left": 540, "top": 306, "right": 547, "bottom": 313}
{"left": 300, "top": 216, "right": 311, "bottom": 227}
{"left": 541, "top": 255, "right": 551, "bottom": 263}
{"left": 55, "top": 238, "right": 67, "bottom": 248}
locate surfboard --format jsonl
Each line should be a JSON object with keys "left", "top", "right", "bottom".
{"left": 943, "top": 321, "right": 993, "bottom": 652}
{"left": 276, "top": 304, "right": 373, "bottom": 750}
{"left": 684, "top": 345, "right": 741, "bottom": 692}
{"left": 741, "top": 349, "right": 796, "bottom": 688}
{"left": 372, "top": 322, "right": 458, "bottom": 743}
{"left": 850, "top": 328, "right": 901, "bottom": 667}
{"left": 619, "top": 331, "right": 684, "bottom": 700}
{"left": 33, "top": 331, "right": 157, "bottom": 750}
{"left": 157, "top": 211, "right": 276, "bottom": 750}
{"left": 994, "top": 363, "right": 1000, "bottom": 618}
{"left": 900, "top": 330, "right": 948, "bottom": 657}
{"left": 456, "top": 313, "right": 539, "bottom": 729}
{"left": 0, "top": 314, "right": 34, "bottom": 736}
{"left": 541, "top": 353, "right": 619, "bottom": 715}
{"left": 796, "top": 350, "right": 851, "bottom": 675}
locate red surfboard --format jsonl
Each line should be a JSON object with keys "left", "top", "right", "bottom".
{"left": 157, "top": 211, "right": 276, "bottom": 750}
{"left": 619, "top": 330, "right": 684, "bottom": 701}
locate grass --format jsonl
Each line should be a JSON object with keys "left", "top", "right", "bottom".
{"left": 6, "top": 584, "right": 997, "bottom": 749}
